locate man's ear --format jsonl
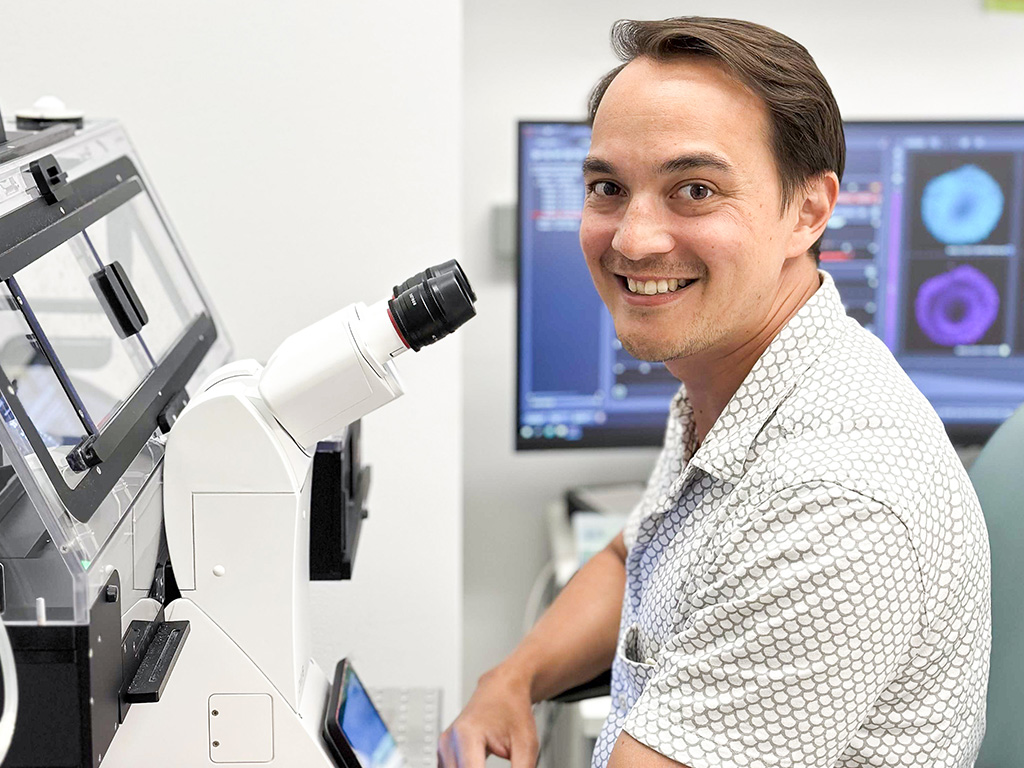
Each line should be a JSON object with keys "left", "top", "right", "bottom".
{"left": 787, "top": 171, "right": 839, "bottom": 260}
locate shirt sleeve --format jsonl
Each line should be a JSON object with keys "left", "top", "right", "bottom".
{"left": 622, "top": 481, "right": 925, "bottom": 768}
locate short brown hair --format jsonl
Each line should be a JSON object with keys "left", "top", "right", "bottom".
{"left": 588, "top": 17, "right": 844, "bottom": 261}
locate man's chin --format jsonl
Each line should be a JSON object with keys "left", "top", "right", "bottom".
{"left": 619, "top": 337, "right": 690, "bottom": 364}
{"left": 616, "top": 322, "right": 719, "bottom": 363}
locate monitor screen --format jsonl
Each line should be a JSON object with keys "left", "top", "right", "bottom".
{"left": 516, "top": 120, "right": 1024, "bottom": 449}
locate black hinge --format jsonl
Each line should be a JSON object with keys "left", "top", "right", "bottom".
{"left": 66, "top": 433, "right": 100, "bottom": 472}
{"left": 157, "top": 389, "right": 189, "bottom": 434}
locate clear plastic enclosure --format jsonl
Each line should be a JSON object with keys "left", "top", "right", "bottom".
{"left": 0, "top": 119, "right": 230, "bottom": 624}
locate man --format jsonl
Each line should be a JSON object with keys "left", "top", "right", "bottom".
{"left": 442, "top": 17, "right": 990, "bottom": 768}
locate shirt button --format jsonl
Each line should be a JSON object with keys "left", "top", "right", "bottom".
{"left": 644, "top": 657, "right": 655, "bottom": 665}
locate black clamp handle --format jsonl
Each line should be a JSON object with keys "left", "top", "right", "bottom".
{"left": 28, "top": 153, "right": 69, "bottom": 205}
{"left": 90, "top": 260, "right": 149, "bottom": 339}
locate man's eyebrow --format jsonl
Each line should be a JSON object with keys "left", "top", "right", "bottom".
{"left": 659, "top": 152, "right": 734, "bottom": 175}
{"left": 582, "top": 156, "right": 615, "bottom": 175}
{"left": 582, "top": 153, "right": 735, "bottom": 177}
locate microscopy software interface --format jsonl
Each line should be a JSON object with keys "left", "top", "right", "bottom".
{"left": 517, "top": 121, "right": 1024, "bottom": 448}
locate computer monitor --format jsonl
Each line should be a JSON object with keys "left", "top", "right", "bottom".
{"left": 516, "top": 120, "right": 1024, "bottom": 449}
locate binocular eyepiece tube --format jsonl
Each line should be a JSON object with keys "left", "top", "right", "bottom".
{"left": 257, "top": 260, "right": 477, "bottom": 450}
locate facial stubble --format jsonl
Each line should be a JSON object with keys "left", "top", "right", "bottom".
{"left": 615, "top": 303, "right": 719, "bottom": 364}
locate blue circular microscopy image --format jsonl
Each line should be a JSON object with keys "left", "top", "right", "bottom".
{"left": 920, "top": 164, "right": 1005, "bottom": 245}
{"left": 914, "top": 264, "right": 1000, "bottom": 347}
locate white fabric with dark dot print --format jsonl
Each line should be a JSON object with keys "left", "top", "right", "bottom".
{"left": 591, "top": 271, "right": 990, "bottom": 768}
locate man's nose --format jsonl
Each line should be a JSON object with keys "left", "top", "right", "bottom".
{"left": 610, "top": 195, "right": 674, "bottom": 260}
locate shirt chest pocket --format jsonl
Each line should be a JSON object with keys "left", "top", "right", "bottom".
{"left": 617, "top": 624, "right": 658, "bottom": 703}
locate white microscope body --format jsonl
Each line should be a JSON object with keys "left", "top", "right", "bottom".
{"left": 102, "top": 265, "right": 474, "bottom": 766}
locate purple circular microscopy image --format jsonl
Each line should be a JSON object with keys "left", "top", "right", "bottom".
{"left": 914, "top": 264, "right": 1000, "bottom": 347}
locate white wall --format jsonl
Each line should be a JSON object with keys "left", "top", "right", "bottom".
{"left": 461, "top": 0, "right": 1024, "bottom": 706}
{"left": 1, "top": 0, "right": 464, "bottom": 722}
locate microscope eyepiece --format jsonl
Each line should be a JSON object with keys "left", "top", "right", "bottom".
{"left": 392, "top": 259, "right": 477, "bottom": 303}
{"left": 388, "top": 265, "right": 476, "bottom": 352}
{"left": 258, "top": 260, "right": 478, "bottom": 448}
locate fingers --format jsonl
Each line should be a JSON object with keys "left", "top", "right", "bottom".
{"left": 437, "top": 672, "right": 538, "bottom": 768}
{"left": 437, "top": 726, "right": 488, "bottom": 768}
{"left": 437, "top": 729, "right": 457, "bottom": 767}
{"left": 457, "top": 732, "right": 489, "bottom": 768}
{"left": 510, "top": 728, "right": 540, "bottom": 768}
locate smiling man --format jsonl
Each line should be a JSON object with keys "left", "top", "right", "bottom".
{"left": 441, "top": 17, "right": 989, "bottom": 768}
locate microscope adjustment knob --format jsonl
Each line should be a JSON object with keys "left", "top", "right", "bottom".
{"left": 16, "top": 95, "right": 85, "bottom": 130}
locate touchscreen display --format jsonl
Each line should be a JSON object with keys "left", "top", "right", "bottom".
{"left": 339, "top": 667, "right": 405, "bottom": 768}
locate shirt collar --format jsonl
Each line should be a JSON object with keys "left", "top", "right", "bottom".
{"left": 677, "top": 270, "right": 846, "bottom": 483}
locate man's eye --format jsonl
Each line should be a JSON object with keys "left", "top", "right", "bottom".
{"left": 587, "top": 181, "right": 623, "bottom": 197}
{"left": 681, "top": 183, "right": 713, "bottom": 201}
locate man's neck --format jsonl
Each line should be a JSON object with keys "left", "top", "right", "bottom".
{"left": 665, "top": 260, "right": 822, "bottom": 445}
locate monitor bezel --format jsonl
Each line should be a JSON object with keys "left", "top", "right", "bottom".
{"left": 515, "top": 118, "right": 1024, "bottom": 451}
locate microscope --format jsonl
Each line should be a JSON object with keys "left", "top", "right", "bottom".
{"left": 0, "top": 104, "right": 474, "bottom": 766}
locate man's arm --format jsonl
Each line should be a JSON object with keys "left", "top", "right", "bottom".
{"left": 509, "top": 531, "right": 626, "bottom": 701}
{"left": 438, "top": 532, "right": 628, "bottom": 768}
{"left": 609, "top": 733, "right": 691, "bottom": 768}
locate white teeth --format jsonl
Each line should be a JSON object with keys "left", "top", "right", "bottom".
{"left": 625, "top": 277, "right": 693, "bottom": 294}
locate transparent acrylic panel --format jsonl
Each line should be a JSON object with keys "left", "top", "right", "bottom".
{"left": 0, "top": 294, "right": 91, "bottom": 623}
{"left": 11, "top": 235, "right": 154, "bottom": 432}
{"left": 0, "top": 448, "right": 77, "bottom": 623}
{"left": 0, "top": 283, "right": 91, "bottom": 461}
{"left": 0, "top": 123, "right": 226, "bottom": 624}
{"left": 85, "top": 435, "right": 165, "bottom": 606}
{"left": 82, "top": 432, "right": 163, "bottom": 569}
{"left": 83, "top": 195, "right": 207, "bottom": 365}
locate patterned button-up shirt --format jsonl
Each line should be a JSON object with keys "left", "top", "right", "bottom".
{"left": 592, "top": 271, "right": 990, "bottom": 768}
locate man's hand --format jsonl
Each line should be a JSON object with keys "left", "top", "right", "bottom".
{"left": 440, "top": 533, "right": 628, "bottom": 767}
{"left": 437, "top": 667, "right": 537, "bottom": 768}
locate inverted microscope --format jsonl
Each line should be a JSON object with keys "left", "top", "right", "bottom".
{"left": 0, "top": 99, "right": 473, "bottom": 767}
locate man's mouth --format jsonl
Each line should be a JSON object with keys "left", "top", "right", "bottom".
{"left": 622, "top": 276, "right": 699, "bottom": 295}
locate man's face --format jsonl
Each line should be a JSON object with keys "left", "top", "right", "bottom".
{"left": 580, "top": 55, "right": 804, "bottom": 363}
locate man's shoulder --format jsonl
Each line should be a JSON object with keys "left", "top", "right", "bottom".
{"left": 737, "top": 317, "right": 989, "bottom": 627}
{"left": 789, "top": 315, "right": 939, "bottom": 433}
{"left": 780, "top": 314, "right": 948, "bottom": 450}
{"left": 748, "top": 316, "right": 972, "bottom": 516}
